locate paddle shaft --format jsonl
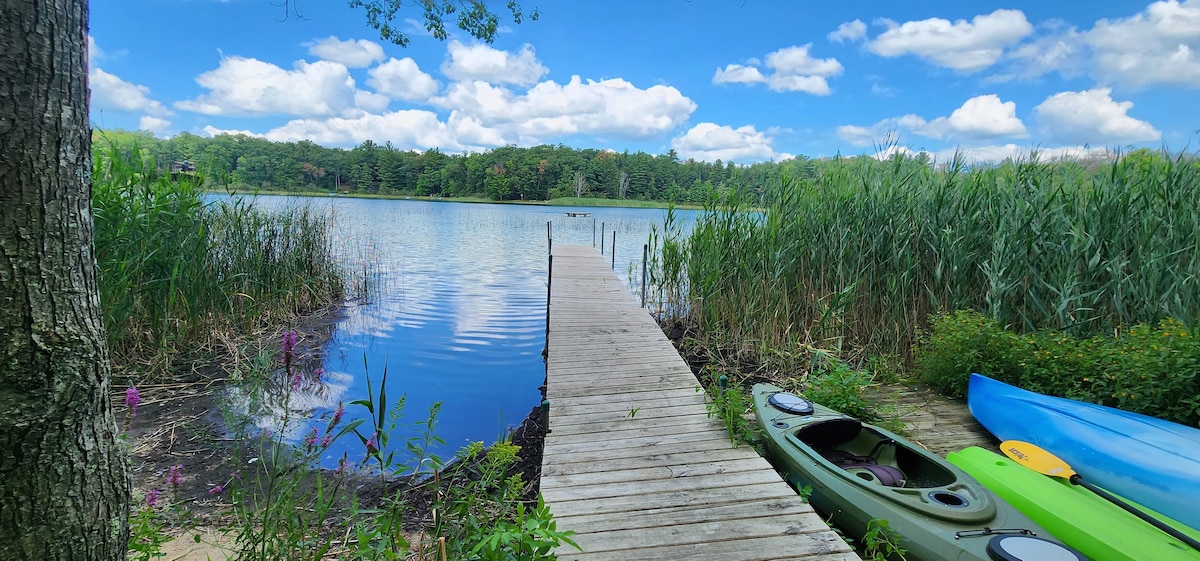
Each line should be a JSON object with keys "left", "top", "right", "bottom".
{"left": 1072, "top": 475, "right": 1200, "bottom": 551}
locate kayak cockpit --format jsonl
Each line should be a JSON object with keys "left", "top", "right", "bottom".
{"left": 794, "top": 417, "right": 957, "bottom": 488}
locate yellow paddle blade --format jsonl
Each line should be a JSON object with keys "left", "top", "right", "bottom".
{"left": 1000, "top": 440, "right": 1078, "bottom": 480}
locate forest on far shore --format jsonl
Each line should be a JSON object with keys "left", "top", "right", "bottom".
{"left": 95, "top": 128, "right": 895, "bottom": 203}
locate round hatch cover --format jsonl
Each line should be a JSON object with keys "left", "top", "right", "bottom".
{"left": 768, "top": 392, "right": 814, "bottom": 415}
{"left": 986, "top": 535, "right": 1087, "bottom": 561}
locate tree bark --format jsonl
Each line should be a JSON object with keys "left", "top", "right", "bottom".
{"left": 0, "top": 1, "right": 131, "bottom": 559}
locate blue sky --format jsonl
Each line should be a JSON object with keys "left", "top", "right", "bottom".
{"left": 89, "top": 0, "right": 1200, "bottom": 163}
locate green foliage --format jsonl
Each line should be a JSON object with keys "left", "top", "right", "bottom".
{"left": 92, "top": 128, "right": 786, "bottom": 204}
{"left": 220, "top": 347, "right": 578, "bottom": 560}
{"left": 348, "top": 0, "right": 539, "bottom": 47}
{"left": 805, "top": 359, "right": 903, "bottom": 433}
{"left": 862, "top": 519, "right": 908, "bottom": 561}
{"left": 916, "top": 310, "right": 1200, "bottom": 426}
{"left": 92, "top": 138, "right": 356, "bottom": 366}
{"left": 700, "top": 368, "right": 762, "bottom": 447}
{"left": 649, "top": 150, "right": 1200, "bottom": 359}
{"left": 914, "top": 311, "right": 1024, "bottom": 398}
{"left": 471, "top": 496, "right": 579, "bottom": 561}
{"left": 126, "top": 498, "right": 171, "bottom": 561}
{"left": 225, "top": 335, "right": 364, "bottom": 561}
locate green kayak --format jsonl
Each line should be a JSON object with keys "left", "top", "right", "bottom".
{"left": 948, "top": 447, "right": 1200, "bottom": 561}
{"left": 753, "top": 383, "right": 1084, "bottom": 561}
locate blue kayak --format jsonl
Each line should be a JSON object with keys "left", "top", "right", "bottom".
{"left": 968, "top": 373, "right": 1200, "bottom": 532}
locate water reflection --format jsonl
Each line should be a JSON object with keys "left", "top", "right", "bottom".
{"left": 217, "top": 195, "right": 695, "bottom": 467}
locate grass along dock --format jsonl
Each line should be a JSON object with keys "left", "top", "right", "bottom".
{"left": 540, "top": 245, "right": 858, "bottom": 561}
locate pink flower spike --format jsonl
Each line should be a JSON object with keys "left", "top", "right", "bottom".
{"left": 167, "top": 464, "right": 183, "bottom": 487}
{"left": 145, "top": 488, "right": 159, "bottom": 507}
{"left": 320, "top": 435, "right": 332, "bottom": 448}
{"left": 125, "top": 386, "right": 140, "bottom": 419}
{"left": 208, "top": 485, "right": 223, "bottom": 495}
{"left": 330, "top": 402, "right": 344, "bottom": 428}
{"left": 365, "top": 433, "right": 378, "bottom": 455}
{"left": 281, "top": 330, "right": 297, "bottom": 366}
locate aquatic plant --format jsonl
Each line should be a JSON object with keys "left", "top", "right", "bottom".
{"left": 652, "top": 150, "right": 1200, "bottom": 358}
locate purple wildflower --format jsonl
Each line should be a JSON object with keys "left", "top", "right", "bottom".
{"left": 145, "top": 488, "right": 159, "bottom": 508}
{"left": 365, "top": 433, "right": 378, "bottom": 455}
{"left": 313, "top": 367, "right": 324, "bottom": 382}
{"left": 167, "top": 464, "right": 183, "bottom": 488}
{"left": 303, "top": 428, "right": 319, "bottom": 451}
{"left": 320, "top": 434, "right": 333, "bottom": 448}
{"left": 281, "top": 330, "right": 297, "bottom": 368}
{"left": 208, "top": 485, "right": 223, "bottom": 495}
{"left": 291, "top": 373, "right": 303, "bottom": 392}
{"left": 336, "top": 455, "right": 348, "bottom": 474}
{"left": 330, "top": 402, "right": 344, "bottom": 428}
{"left": 124, "top": 386, "right": 140, "bottom": 420}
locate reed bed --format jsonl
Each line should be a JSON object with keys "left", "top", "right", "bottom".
{"left": 93, "top": 141, "right": 354, "bottom": 365}
{"left": 652, "top": 150, "right": 1200, "bottom": 359}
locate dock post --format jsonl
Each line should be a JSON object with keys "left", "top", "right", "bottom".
{"left": 544, "top": 254, "right": 552, "bottom": 357}
{"left": 611, "top": 231, "right": 617, "bottom": 270}
{"left": 641, "top": 243, "right": 648, "bottom": 307}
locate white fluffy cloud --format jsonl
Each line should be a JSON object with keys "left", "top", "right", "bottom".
{"left": 139, "top": 116, "right": 171, "bottom": 135}
{"left": 1000, "top": 1, "right": 1200, "bottom": 88}
{"left": 1033, "top": 88, "right": 1160, "bottom": 144}
{"left": 1087, "top": 0, "right": 1200, "bottom": 88}
{"left": 713, "top": 44, "right": 842, "bottom": 95}
{"left": 88, "top": 35, "right": 103, "bottom": 60}
{"left": 368, "top": 57, "right": 439, "bottom": 101}
{"left": 838, "top": 95, "right": 1026, "bottom": 146}
{"left": 828, "top": 20, "right": 867, "bottom": 43}
{"left": 176, "top": 56, "right": 379, "bottom": 117}
{"left": 231, "top": 37, "right": 697, "bottom": 152}
{"left": 670, "top": 123, "right": 778, "bottom": 162}
{"left": 306, "top": 36, "right": 385, "bottom": 68}
{"left": 869, "top": 9, "right": 1034, "bottom": 72}
{"left": 263, "top": 109, "right": 492, "bottom": 152}
{"left": 442, "top": 40, "right": 547, "bottom": 86}
{"left": 433, "top": 76, "right": 696, "bottom": 141}
{"left": 90, "top": 68, "right": 171, "bottom": 116}
{"left": 922, "top": 94, "right": 1027, "bottom": 140}
{"left": 201, "top": 125, "right": 265, "bottom": 138}
{"left": 931, "top": 144, "right": 1114, "bottom": 164}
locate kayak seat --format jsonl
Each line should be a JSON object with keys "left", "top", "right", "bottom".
{"left": 843, "top": 463, "right": 906, "bottom": 487}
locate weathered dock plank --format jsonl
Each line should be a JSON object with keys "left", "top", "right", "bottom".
{"left": 542, "top": 245, "right": 859, "bottom": 560}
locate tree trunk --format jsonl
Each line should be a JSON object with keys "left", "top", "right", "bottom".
{"left": 0, "top": 1, "right": 131, "bottom": 559}
{"left": 573, "top": 171, "right": 586, "bottom": 198}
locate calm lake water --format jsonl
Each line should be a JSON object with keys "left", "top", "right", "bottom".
{"left": 226, "top": 195, "right": 695, "bottom": 468}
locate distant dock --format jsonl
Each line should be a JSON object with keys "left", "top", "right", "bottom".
{"left": 564, "top": 211, "right": 591, "bottom": 217}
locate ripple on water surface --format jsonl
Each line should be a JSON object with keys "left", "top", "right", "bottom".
{"left": 219, "top": 195, "right": 694, "bottom": 468}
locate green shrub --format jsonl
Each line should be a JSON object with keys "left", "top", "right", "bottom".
{"left": 916, "top": 310, "right": 1200, "bottom": 426}
{"left": 914, "top": 310, "right": 1024, "bottom": 397}
{"left": 804, "top": 360, "right": 903, "bottom": 433}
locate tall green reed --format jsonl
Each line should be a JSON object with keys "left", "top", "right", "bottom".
{"left": 652, "top": 150, "right": 1200, "bottom": 357}
{"left": 93, "top": 139, "right": 355, "bottom": 365}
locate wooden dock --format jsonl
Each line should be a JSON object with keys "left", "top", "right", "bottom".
{"left": 540, "top": 245, "right": 858, "bottom": 561}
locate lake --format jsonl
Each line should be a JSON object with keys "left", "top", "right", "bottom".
{"left": 224, "top": 195, "right": 695, "bottom": 469}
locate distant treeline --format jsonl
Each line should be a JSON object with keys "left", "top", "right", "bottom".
{"left": 95, "top": 129, "right": 821, "bottom": 203}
